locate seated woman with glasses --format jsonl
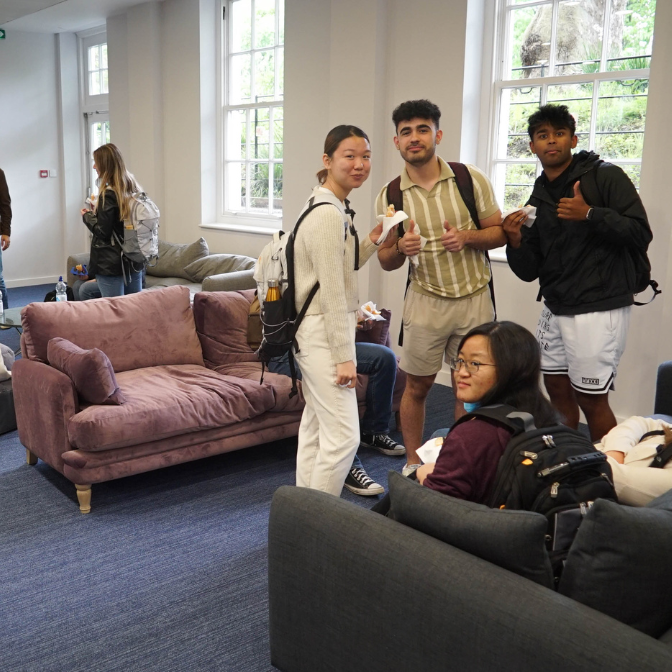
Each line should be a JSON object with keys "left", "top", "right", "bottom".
{"left": 412, "top": 320, "right": 560, "bottom": 503}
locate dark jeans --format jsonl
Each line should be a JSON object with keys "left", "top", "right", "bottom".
{"left": 267, "top": 342, "right": 397, "bottom": 472}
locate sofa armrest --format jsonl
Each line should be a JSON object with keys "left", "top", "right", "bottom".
{"left": 654, "top": 361, "right": 672, "bottom": 417}
{"left": 12, "top": 359, "right": 79, "bottom": 477}
{"left": 269, "top": 486, "right": 672, "bottom": 672}
{"left": 67, "top": 252, "right": 91, "bottom": 289}
{"left": 202, "top": 268, "right": 256, "bottom": 291}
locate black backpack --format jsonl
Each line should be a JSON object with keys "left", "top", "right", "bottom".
{"left": 44, "top": 286, "right": 75, "bottom": 302}
{"left": 255, "top": 197, "right": 358, "bottom": 397}
{"left": 454, "top": 405, "right": 618, "bottom": 581}
{"left": 579, "top": 164, "right": 660, "bottom": 306}
{"left": 386, "top": 162, "right": 496, "bottom": 345}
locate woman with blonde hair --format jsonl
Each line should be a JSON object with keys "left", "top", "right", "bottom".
{"left": 80, "top": 143, "right": 144, "bottom": 297}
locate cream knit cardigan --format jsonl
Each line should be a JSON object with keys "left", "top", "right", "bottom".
{"left": 293, "top": 187, "right": 377, "bottom": 364}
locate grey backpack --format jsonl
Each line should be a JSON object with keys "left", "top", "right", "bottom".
{"left": 113, "top": 192, "right": 160, "bottom": 268}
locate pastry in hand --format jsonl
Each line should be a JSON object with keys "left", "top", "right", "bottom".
{"left": 386, "top": 204, "right": 396, "bottom": 217}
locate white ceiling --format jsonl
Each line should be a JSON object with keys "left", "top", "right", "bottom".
{"left": 0, "top": 0, "right": 163, "bottom": 33}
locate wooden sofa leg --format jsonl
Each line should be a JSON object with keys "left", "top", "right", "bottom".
{"left": 26, "top": 449, "right": 38, "bottom": 465}
{"left": 75, "top": 484, "right": 92, "bottom": 514}
{"left": 395, "top": 411, "right": 402, "bottom": 432}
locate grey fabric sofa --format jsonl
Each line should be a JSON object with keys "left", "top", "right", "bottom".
{"left": 268, "top": 486, "right": 672, "bottom": 672}
{"left": 67, "top": 237, "right": 256, "bottom": 296}
{"left": 268, "top": 361, "right": 672, "bottom": 672}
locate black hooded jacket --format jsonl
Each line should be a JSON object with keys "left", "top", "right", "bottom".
{"left": 506, "top": 150, "right": 652, "bottom": 315}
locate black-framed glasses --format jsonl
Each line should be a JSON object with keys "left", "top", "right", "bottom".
{"left": 449, "top": 357, "right": 496, "bottom": 374}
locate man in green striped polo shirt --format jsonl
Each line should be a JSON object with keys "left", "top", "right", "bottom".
{"left": 376, "top": 100, "right": 506, "bottom": 475}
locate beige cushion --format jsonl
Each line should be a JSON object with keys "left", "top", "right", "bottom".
{"left": 184, "top": 253, "right": 256, "bottom": 283}
{"left": 149, "top": 238, "right": 209, "bottom": 279}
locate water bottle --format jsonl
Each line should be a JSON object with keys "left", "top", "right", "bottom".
{"left": 55, "top": 276, "right": 68, "bottom": 302}
{"left": 265, "top": 279, "right": 281, "bottom": 302}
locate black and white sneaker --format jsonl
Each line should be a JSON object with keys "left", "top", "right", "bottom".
{"left": 360, "top": 433, "right": 406, "bottom": 456}
{"left": 344, "top": 466, "right": 384, "bottom": 496}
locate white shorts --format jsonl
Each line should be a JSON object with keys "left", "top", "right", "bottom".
{"left": 536, "top": 306, "right": 631, "bottom": 395}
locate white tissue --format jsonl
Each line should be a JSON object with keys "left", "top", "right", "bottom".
{"left": 375, "top": 210, "right": 408, "bottom": 245}
{"left": 503, "top": 204, "right": 537, "bottom": 227}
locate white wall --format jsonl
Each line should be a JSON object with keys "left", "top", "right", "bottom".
{"left": 0, "top": 31, "right": 72, "bottom": 286}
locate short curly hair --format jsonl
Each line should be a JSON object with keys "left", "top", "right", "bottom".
{"left": 392, "top": 99, "right": 441, "bottom": 131}
{"left": 527, "top": 104, "right": 576, "bottom": 139}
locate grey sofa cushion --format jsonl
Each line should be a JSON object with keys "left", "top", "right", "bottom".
{"left": 184, "top": 253, "right": 256, "bottom": 283}
{"left": 149, "top": 238, "right": 209, "bottom": 279}
{"left": 647, "top": 488, "right": 672, "bottom": 512}
{"left": 559, "top": 499, "right": 672, "bottom": 638}
{"left": 388, "top": 472, "right": 554, "bottom": 588}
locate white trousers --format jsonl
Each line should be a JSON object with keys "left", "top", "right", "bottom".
{"left": 294, "top": 312, "right": 359, "bottom": 496}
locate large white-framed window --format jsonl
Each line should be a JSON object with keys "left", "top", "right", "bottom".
{"left": 490, "top": 0, "right": 656, "bottom": 214}
{"left": 79, "top": 29, "right": 110, "bottom": 199}
{"left": 220, "top": 0, "right": 285, "bottom": 230}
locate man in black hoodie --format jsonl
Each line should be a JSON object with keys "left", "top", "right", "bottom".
{"left": 503, "top": 104, "right": 652, "bottom": 441}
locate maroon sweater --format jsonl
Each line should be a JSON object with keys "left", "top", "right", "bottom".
{"left": 423, "top": 417, "right": 513, "bottom": 504}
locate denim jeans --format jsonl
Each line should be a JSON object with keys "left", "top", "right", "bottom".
{"left": 268, "top": 341, "right": 397, "bottom": 473}
{"left": 95, "top": 270, "right": 143, "bottom": 297}
{"left": 0, "top": 248, "right": 7, "bottom": 309}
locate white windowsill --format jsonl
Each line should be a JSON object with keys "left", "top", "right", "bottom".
{"left": 200, "top": 220, "right": 281, "bottom": 236}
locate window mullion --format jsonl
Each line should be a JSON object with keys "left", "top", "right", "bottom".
{"left": 548, "top": 0, "right": 558, "bottom": 78}
{"left": 600, "top": 0, "right": 612, "bottom": 72}
{"left": 246, "top": 109, "right": 252, "bottom": 211}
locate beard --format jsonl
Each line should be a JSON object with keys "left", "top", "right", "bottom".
{"left": 400, "top": 144, "right": 436, "bottom": 167}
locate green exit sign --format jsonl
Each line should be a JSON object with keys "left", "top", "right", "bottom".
{"left": 0, "top": 29, "right": 5, "bottom": 39}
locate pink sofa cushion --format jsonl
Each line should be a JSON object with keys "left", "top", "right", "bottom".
{"left": 355, "top": 308, "right": 392, "bottom": 348}
{"left": 21, "top": 286, "right": 204, "bottom": 372}
{"left": 47, "top": 337, "right": 125, "bottom": 405}
{"left": 193, "top": 290, "right": 259, "bottom": 367}
{"left": 67, "top": 364, "right": 277, "bottom": 451}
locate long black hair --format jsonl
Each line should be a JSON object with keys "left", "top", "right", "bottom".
{"left": 457, "top": 321, "right": 561, "bottom": 427}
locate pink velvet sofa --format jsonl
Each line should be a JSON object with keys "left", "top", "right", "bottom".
{"left": 13, "top": 286, "right": 405, "bottom": 513}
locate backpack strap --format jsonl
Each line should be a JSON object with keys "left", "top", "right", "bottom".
{"left": 386, "top": 176, "right": 410, "bottom": 347}
{"left": 451, "top": 404, "right": 534, "bottom": 436}
{"left": 650, "top": 443, "right": 672, "bottom": 469}
{"left": 448, "top": 162, "right": 497, "bottom": 318}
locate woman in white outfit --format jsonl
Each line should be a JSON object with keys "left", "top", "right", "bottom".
{"left": 293, "top": 125, "right": 388, "bottom": 496}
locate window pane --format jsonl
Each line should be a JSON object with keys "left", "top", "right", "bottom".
{"left": 499, "top": 87, "right": 540, "bottom": 159}
{"left": 90, "top": 71, "right": 101, "bottom": 96}
{"left": 88, "top": 45, "right": 100, "bottom": 72}
{"left": 252, "top": 108, "right": 270, "bottom": 159}
{"left": 254, "top": 50, "right": 275, "bottom": 101}
{"left": 101, "top": 44, "right": 108, "bottom": 69}
{"left": 276, "top": 47, "right": 284, "bottom": 98}
{"left": 101, "top": 69, "right": 109, "bottom": 95}
{"left": 255, "top": 0, "right": 276, "bottom": 48}
{"left": 250, "top": 163, "right": 270, "bottom": 212}
{"left": 226, "top": 163, "right": 246, "bottom": 211}
{"left": 508, "top": 4, "right": 550, "bottom": 80}
{"left": 279, "top": 0, "right": 285, "bottom": 44}
{"left": 273, "top": 106, "right": 283, "bottom": 159}
{"left": 227, "top": 109, "right": 248, "bottom": 160}
{"left": 229, "top": 54, "right": 251, "bottom": 104}
{"left": 547, "top": 82, "right": 593, "bottom": 132}
{"left": 231, "top": 0, "right": 252, "bottom": 52}
{"left": 503, "top": 163, "right": 537, "bottom": 212}
{"left": 555, "top": 1, "right": 604, "bottom": 76}
{"left": 595, "top": 79, "right": 648, "bottom": 159}
{"left": 618, "top": 163, "right": 641, "bottom": 190}
{"left": 608, "top": 0, "right": 656, "bottom": 71}
{"left": 273, "top": 163, "right": 283, "bottom": 215}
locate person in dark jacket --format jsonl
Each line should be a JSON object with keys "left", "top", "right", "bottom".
{"left": 80, "top": 144, "right": 144, "bottom": 297}
{"left": 0, "top": 168, "right": 12, "bottom": 309}
{"left": 502, "top": 104, "right": 653, "bottom": 441}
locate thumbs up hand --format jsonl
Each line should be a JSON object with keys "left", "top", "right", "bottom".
{"left": 397, "top": 220, "right": 422, "bottom": 256}
{"left": 441, "top": 220, "right": 467, "bottom": 252}
{"left": 557, "top": 180, "right": 591, "bottom": 221}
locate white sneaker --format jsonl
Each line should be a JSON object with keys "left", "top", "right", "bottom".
{"left": 401, "top": 463, "right": 422, "bottom": 477}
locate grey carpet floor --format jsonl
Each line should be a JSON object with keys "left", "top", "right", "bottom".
{"left": 0, "top": 372, "right": 455, "bottom": 671}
